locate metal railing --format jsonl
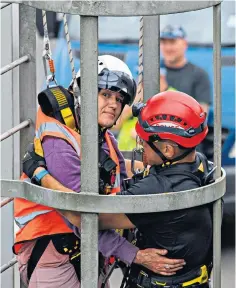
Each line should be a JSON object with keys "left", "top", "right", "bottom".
{"left": 0, "top": 54, "right": 30, "bottom": 75}
{"left": 0, "top": 258, "right": 18, "bottom": 273}
{"left": 0, "top": 119, "right": 31, "bottom": 142}
{"left": 0, "top": 1, "right": 224, "bottom": 288}
{"left": 1, "top": 3, "right": 11, "bottom": 9}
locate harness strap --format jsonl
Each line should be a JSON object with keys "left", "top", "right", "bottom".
{"left": 27, "top": 234, "right": 81, "bottom": 282}
{"left": 27, "top": 237, "right": 50, "bottom": 281}
{"left": 38, "top": 86, "right": 76, "bottom": 131}
{"left": 127, "top": 265, "right": 209, "bottom": 288}
{"left": 147, "top": 141, "right": 195, "bottom": 166}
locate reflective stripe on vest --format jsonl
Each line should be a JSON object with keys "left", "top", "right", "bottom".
{"left": 15, "top": 210, "right": 52, "bottom": 229}
{"left": 14, "top": 175, "right": 55, "bottom": 229}
{"left": 36, "top": 122, "right": 80, "bottom": 156}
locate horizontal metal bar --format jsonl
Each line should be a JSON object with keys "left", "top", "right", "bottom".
{"left": 0, "top": 257, "right": 17, "bottom": 273}
{"left": 0, "top": 119, "right": 31, "bottom": 142}
{"left": 21, "top": 1, "right": 222, "bottom": 16}
{"left": 0, "top": 197, "right": 14, "bottom": 208}
{"left": 1, "top": 0, "right": 22, "bottom": 3}
{"left": 1, "top": 3, "right": 11, "bottom": 9}
{"left": 0, "top": 169, "right": 226, "bottom": 213}
{"left": 0, "top": 54, "right": 30, "bottom": 75}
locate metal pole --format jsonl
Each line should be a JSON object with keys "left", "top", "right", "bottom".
{"left": 143, "top": 15, "right": 160, "bottom": 102}
{"left": 0, "top": 0, "right": 22, "bottom": 3}
{"left": 0, "top": 258, "right": 17, "bottom": 273}
{"left": 80, "top": 16, "right": 98, "bottom": 288}
{"left": 0, "top": 54, "right": 30, "bottom": 75}
{"left": 0, "top": 198, "right": 14, "bottom": 208}
{"left": 12, "top": 4, "right": 22, "bottom": 286}
{"left": 213, "top": 3, "right": 222, "bottom": 288}
{"left": 19, "top": 5, "right": 36, "bottom": 168}
{"left": 0, "top": 119, "right": 31, "bottom": 142}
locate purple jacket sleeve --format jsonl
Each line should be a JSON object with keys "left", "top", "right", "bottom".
{"left": 42, "top": 136, "right": 139, "bottom": 265}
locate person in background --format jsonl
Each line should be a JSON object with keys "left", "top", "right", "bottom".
{"left": 160, "top": 25, "right": 211, "bottom": 113}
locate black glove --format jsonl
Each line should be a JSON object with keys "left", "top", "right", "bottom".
{"left": 22, "top": 143, "right": 47, "bottom": 179}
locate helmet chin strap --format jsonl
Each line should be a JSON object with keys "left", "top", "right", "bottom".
{"left": 147, "top": 141, "right": 195, "bottom": 166}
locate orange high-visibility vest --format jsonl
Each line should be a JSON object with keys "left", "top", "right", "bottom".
{"left": 13, "top": 108, "right": 120, "bottom": 254}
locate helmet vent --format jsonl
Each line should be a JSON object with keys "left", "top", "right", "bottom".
{"left": 162, "top": 114, "right": 167, "bottom": 120}
{"left": 150, "top": 114, "right": 188, "bottom": 127}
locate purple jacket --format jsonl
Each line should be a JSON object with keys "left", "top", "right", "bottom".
{"left": 42, "top": 131, "right": 139, "bottom": 265}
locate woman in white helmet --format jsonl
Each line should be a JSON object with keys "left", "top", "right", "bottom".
{"left": 20, "top": 55, "right": 185, "bottom": 288}
{"left": 69, "top": 55, "right": 137, "bottom": 130}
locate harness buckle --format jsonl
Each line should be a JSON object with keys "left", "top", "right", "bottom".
{"left": 137, "top": 270, "right": 149, "bottom": 288}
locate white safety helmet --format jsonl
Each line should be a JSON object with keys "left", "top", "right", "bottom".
{"left": 69, "top": 55, "right": 137, "bottom": 106}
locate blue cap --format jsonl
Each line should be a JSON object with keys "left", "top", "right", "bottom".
{"left": 160, "top": 58, "right": 166, "bottom": 76}
{"left": 160, "top": 25, "right": 186, "bottom": 39}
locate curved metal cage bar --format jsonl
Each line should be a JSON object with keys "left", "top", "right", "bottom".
{"left": 0, "top": 197, "right": 14, "bottom": 208}
{"left": 21, "top": 1, "right": 222, "bottom": 16}
{"left": 0, "top": 1, "right": 223, "bottom": 287}
{"left": 0, "top": 169, "right": 226, "bottom": 214}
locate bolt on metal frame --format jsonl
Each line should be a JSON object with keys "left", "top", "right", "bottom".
{"left": 0, "top": 1, "right": 224, "bottom": 288}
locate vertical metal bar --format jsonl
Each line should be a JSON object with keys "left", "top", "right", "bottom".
{"left": 19, "top": 5, "right": 36, "bottom": 288}
{"left": 12, "top": 2, "right": 20, "bottom": 181}
{"left": 19, "top": 5, "right": 36, "bottom": 165}
{"left": 213, "top": 3, "right": 222, "bottom": 288}
{"left": 1, "top": 4, "right": 15, "bottom": 287}
{"left": 12, "top": 4, "right": 22, "bottom": 288}
{"left": 143, "top": 15, "right": 160, "bottom": 102}
{"left": 80, "top": 16, "right": 98, "bottom": 288}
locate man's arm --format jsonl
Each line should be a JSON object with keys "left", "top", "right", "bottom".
{"left": 99, "top": 213, "right": 135, "bottom": 229}
{"left": 125, "top": 159, "right": 144, "bottom": 178}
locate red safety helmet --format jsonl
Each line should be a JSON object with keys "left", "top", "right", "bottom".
{"left": 134, "top": 91, "right": 208, "bottom": 148}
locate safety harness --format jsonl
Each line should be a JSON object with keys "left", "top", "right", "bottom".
{"left": 38, "top": 85, "right": 77, "bottom": 130}
{"left": 26, "top": 84, "right": 122, "bottom": 283}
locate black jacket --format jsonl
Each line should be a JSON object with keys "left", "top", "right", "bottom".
{"left": 118, "top": 153, "right": 214, "bottom": 276}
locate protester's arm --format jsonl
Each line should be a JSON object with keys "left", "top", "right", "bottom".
{"left": 40, "top": 137, "right": 140, "bottom": 264}
{"left": 98, "top": 174, "right": 164, "bottom": 230}
{"left": 35, "top": 168, "right": 73, "bottom": 193}
{"left": 61, "top": 174, "right": 163, "bottom": 231}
